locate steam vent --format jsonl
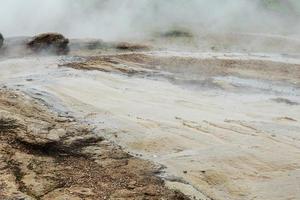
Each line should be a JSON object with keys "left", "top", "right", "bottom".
{"left": 27, "top": 33, "right": 69, "bottom": 55}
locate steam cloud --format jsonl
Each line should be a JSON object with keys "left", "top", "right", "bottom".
{"left": 1, "top": 0, "right": 299, "bottom": 40}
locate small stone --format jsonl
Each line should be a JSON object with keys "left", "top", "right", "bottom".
{"left": 127, "top": 181, "right": 137, "bottom": 189}
{"left": 48, "top": 128, "right": 67, "bottom": 141}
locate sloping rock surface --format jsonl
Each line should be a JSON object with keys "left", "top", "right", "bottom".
{"left": 0, "top": 89, "right": 189, "bottom": 200}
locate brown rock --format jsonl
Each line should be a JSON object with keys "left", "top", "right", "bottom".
{"left": 27, "top": 33, "right": 69, "bottom": 55}
{"left": 115, "top": 42, "right": 150, "bottom": 51}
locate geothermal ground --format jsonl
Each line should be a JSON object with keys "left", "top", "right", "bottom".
{"left": 0, "top": 33, "right": 300, "bottom": 200}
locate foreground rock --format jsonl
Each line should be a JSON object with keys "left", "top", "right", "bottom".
{"left": 0, "top": 33, "right": 3, "bottom": 48}
{"left": 0, "top": 89, "right": 189, "bottom": 200}
{"left": 27, "top": 33, "right": 69, "bottom": 55}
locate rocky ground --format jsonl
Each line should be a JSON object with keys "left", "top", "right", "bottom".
{"left": 0, "top": 89, "right": 188, "bottom": 200}
{"left": 0, "top": 32, "right": 300, "bottom": 200}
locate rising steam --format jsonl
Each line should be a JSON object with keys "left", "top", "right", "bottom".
{"left": 0, "top": 0, "right": 299, "bottom": 40}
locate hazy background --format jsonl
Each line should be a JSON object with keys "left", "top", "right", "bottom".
{"left": 0, "top": 0, "right": 299, "bottom": 40}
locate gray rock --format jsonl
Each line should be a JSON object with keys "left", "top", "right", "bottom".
{"left": 0, "top": 33, "right": 3, "bottom": 48}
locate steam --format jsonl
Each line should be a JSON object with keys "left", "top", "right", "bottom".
{"left": 0, "top": 0, "right": 299, "bottom": 40}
